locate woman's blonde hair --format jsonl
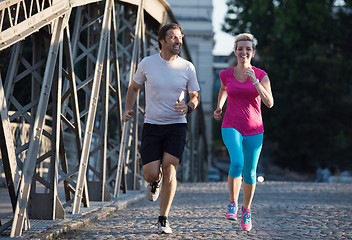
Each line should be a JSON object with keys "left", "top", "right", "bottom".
{"left": 234, "top": 33, "right": 257, "bottom": 50}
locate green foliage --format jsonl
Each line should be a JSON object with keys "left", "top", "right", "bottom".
{"left": 223, "top": 0, "right": 352, "bottom": 173}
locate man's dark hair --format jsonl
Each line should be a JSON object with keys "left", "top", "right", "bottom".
{"left": 158, "top": 23, "right": 184, "bottom": 50}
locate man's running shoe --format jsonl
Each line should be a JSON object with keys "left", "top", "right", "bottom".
{"left": 241, "top": 206, "right": 252, "bottom": 231}
{"left": 158, "top": 218, "right": 172, "bottom": 234}
{"left": 225, "top": 203, "right": 238, "bottom": 220}
{"left": 146, "top": 179, "right": 161, "bottom": 202}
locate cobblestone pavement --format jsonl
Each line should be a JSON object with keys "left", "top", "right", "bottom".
{"left": 55, "top": 181, "right": 352, "bottom": 240}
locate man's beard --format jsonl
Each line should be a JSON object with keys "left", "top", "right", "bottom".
{"left": 171, "top": 44, "right": 181, "bottom": 55}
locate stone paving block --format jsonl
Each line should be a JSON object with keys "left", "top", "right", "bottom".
{"left": 1, "top": 182, "right": 351, "bottom": 239}
{"left": 39, "top": 181, "right": 352, "bottom": 240}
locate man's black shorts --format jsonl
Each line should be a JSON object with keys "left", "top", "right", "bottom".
{"left": 140, "top": 123, "right": 187, "bottom": 165}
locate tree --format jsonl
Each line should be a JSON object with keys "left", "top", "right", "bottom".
{"left": 222, "top": 0, "right": 352, "bottom": 173}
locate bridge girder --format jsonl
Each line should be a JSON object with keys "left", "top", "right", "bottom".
{"left": 0, "top": 0, "right": 208, "bottom": 237}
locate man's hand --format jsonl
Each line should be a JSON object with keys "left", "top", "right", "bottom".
{"left": 174, "top": 99, "right": 188, "bottom": 115}
{"left": 123, "top": 110, "right": 134, "bottom": 122}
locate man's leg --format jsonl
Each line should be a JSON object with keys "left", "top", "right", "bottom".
{"left": 142, "top": 160, "right": 162, "bottom": 202}
{"left": 159, "top": 152, "right": 179, "bottom": 217}
{"left": 142, "top": 160, "right": 161, "bottom": 183}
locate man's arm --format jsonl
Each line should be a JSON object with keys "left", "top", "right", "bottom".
{"left": 174, "top": 91, "right": 200, "bottom": 115}
{"left": 122, "top": 81, "right": 142, "bottom": 122}
{"left": 187, "top": 91, "right": 200, "bottom": 112}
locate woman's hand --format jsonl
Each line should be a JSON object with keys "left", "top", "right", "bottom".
{"left": 245, "top": 67, "right": 257, "bottom": 83}
{"left": 213, "top": 107, "right": 222, "bottom": 120}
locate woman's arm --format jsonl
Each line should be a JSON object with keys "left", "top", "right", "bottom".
{"left": 255, "top": 75, "right": 274, "bottom": 108}
{"left": 246, "top": 67, "right": 274, "bottom": 108}
{"left": 213, "top": 82, "right": 227, "bottom": 120}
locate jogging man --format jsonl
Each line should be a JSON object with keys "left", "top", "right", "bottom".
{"left": 122, "top": 23, "right": 200, "bottom": 234}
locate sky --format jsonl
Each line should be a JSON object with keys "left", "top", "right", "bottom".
{"left": 212, "top": 0, "right": 235, "bottom": 56}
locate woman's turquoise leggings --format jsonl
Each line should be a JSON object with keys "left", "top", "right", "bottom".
{"left": 221, "top": 127, "right": 263, "bottom": 185}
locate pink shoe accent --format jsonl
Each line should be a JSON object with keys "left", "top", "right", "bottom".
{"left": 225, "top": 203, "right": 238, "bottom": 220}
{"left": 241, "top": 206, "right": 252, "bottom": 231}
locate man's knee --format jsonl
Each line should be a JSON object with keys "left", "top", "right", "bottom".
{"left": 161, "top": 153, "right": 179, "bottom": 178}
{"left": 142, "top": 161, "right": 161, "bottom": 183}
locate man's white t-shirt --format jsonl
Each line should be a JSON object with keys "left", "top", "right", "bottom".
{"left": 133, "top": 53, "right": 200, "bottom": 124}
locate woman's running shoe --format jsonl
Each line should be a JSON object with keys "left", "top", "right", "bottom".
{"left": 225, "top": 203, "right": 238, "bottom": 220}
{"left": 241, "top": 206, "right": 252, "bottom": 231}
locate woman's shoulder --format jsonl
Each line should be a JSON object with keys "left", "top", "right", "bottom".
{"left": 252, "top": 66, "right": 267, "bottom": 74}
{"left": 220, "top": 67, "right": 233, "bottom": 73}
{"left": 219, "top": 67, "right": 233, "bottom": 77}
{"left": 252, "top": 66, "right": 268, "bottom": 79}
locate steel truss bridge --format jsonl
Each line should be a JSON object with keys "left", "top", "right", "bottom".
{"left": 0, "top": 0, "right": 208, "bottom": 237}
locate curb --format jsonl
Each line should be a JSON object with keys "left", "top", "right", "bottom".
{"left": 27, "top": 192, "right": 145, "bottom": 240}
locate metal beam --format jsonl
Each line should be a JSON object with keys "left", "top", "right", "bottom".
{"left": 0, "top": 0, "right": 68, "bottom": 51}
{"left": 0, "top": 0, "right": 208, "bottom": 237}
{"left": 72, "top": 0, "right": 113, "bottom": 214}
{"left": 0, "top": 76, "right": 20, "bottom": 212}
{"left": 118, "top": 0, "right": 172, "bottom": 24}
{"left": 10, "top": 16, "right": 65, "bottom": 237}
